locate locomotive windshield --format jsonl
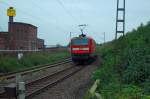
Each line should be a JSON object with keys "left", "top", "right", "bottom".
{"left": 72, "top": 38, "right": 88, "bottom": 45}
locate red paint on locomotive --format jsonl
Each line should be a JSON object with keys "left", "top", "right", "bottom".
{"left": 70, "top": 35, "right": 96, "bottom": 63}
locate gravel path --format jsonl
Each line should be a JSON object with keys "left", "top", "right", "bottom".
{"left": 31, "top": 59, "right": 100, "bottom": 99}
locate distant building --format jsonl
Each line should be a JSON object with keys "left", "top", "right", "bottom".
{"left": 37, "top": 38, "right": 45, "bottom": 49}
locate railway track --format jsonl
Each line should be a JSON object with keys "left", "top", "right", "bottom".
{"left": 26, "top": 66, "right": 83, "bottom": 98}
{"left": 0, "top": 65, "right": 84, "bottom": 99}
{"left": 0, "top": 58, "right": 72, "bottom": 81}
{"left": 0, "top": 58, "right": 72, "bottom": 98}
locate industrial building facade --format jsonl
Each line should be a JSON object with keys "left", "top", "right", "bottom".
{"left": 0, "top": 22, "right": 44, "bottom": 50}
{"left": 0, "top": 32, "right": 8, "bottom": 49}
{"left": 0, "top": 7, "right": 44, "bottom": 50}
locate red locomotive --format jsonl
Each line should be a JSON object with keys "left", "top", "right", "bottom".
{"left": 70, "top": 34, "right": 96, "bottom": 63}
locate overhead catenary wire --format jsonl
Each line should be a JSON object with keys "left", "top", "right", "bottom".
{"left": 0, "top": 0, "right": 105, "bottom": 44}
{"left": 55, "top": 0, "right": 87, "bottom": 39}
{"left": 0, "top": 1, "right": 64, "bottom": 32}
{"left": 29, "top": 0, "right": 80, "bottom": 38}
{"left": 53, "top": 0, "right": 108, "bottom": 44}
{"left": 0, "top": 1, "right": 79, "bottom": 46}
{"left": 88, "top": 25, "right": 104, "bottom": 39}
{"left": 0, "top": 1, "right": 42, "bottom": 25}
{"left": 56, "top": 0, "right": 104, "bottom": 42}
{"left": 84, "top": 27, "right": 105, "bottom": 43}
{"left": 55, "top": 0, "right": 80, "bottom": 25}
{"left": 0, "top": 0, "right": 77, "bottom": 42}
{"left": 28, "top": 0, "right": 79, "bottom": 43}
{"left": 68, "top": 1, "right": 105, "bottom": 43}
{"left": 29, "top": 0, "right": 67, "bottom": 32}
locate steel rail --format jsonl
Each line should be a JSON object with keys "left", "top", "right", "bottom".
{"left": 0, "top": 65, "right": 84, "bottom": 99}
{"left": 26, "top": 66, "right": 84, "bottom": 99}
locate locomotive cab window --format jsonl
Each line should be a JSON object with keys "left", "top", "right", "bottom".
{"left": 72, "top": 38, "right": 89, "bottom": 45}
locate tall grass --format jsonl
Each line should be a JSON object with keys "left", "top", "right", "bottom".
{"left": 0, "top": 51, "right": 69, "bottom": 73}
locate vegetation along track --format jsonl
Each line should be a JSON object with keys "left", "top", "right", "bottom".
{"left": 0, "top": 58, "right": 72, "bottom": 98}
{"left": 0, "top": 58, "right": 72, "bottom": 81}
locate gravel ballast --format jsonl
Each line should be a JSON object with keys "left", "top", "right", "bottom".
{"left": 32, "top": 59, "right": 100, "bottom": 99}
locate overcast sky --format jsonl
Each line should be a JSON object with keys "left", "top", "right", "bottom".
{"left": 0, "top": 0, "right": 150, "bottom": 45}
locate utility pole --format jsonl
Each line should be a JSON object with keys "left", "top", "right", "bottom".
{"left": 103, "top": 32, "right": 106, "bottom": 44}
{"left": 69, "top": 32, "right": 72, "bottom": 49}
{"left": 70, "top": 32, "right": 72, "bottom": 40}
{"left": 115, "top": 0, "right": 126, "bottom": 39}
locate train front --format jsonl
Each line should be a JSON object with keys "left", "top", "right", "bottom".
{"left": 70, "top": 36, "right": 91, "bottom": 62}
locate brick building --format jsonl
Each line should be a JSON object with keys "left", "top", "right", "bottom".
{"left": 0, "top": 7, "right": 44, "bottom": 50}
{"left": 0, "top": 22, "right": 44, "bottom": 50}
{"left": 9, "top": 22, "right": 38, "bottom": 50}
{"left": 0, "top": 32, "right": 8, "bottom": 50}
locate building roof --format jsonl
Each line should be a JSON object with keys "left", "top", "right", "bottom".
{"left": 37, "top": 38, "right": 44, "bottom": 41}
{"left": 9, "top": 22, "right": 37, "bottom": 29}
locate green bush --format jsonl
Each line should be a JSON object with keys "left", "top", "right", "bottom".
{"left": 122, "top": 46, "right": 150, "bottom": 84}
{"left": 92, "top": 22, "right": 150, "bottom": 98}
{"left": 121, "top": 85, "right": 143, "bottom": 98}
